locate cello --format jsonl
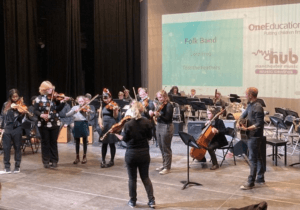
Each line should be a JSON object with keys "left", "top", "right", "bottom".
{"left": 190, "top": 109, "right": 225, "bottom": 161}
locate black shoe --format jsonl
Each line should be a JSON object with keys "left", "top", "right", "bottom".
{"left": 197, "top": 157, "right": 207, "bottom": 163}
{"left": 210, "top": 164, "right": 219, "bottom": 170}
{"left": 128, "top": 200, "right": 136, "bottom": 208}
{"left": 44, "top": 164, "right": 50, "bottom": 168}
{"left": 255, "top": 179, "right": 265, "bottom": 185}
{"left": 51, "top": 162, "right": 57, "bottom": 168}
{"left": 148, "top": 199, "right": 155, "bottom": 208}
{"left": 240, "top": 182, "right": 254, "bottom": 190}
{"left": 100, "top": 161, "right": 107, "bottom": 168}
{"left": 107, "top": 160, "right": 114, "bottom": 167}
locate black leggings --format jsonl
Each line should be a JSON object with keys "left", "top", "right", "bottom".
{"left": 102, "top": 143, "right": 116, "bottom": 162}
{"left": 75, "top": 137, "right": 87, "bottom": 155}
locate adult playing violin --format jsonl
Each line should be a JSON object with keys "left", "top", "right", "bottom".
{"left": 0, "top": 89, "right": 32, "bottom": 174}
{"left": 34, "top": 81, "right": 68, "bottom": 169}
{"left": 99, "top": 88, "right": 120, "bottom": 168}
{"left": 149, "top": 90, "right": 174, "bottom": 175}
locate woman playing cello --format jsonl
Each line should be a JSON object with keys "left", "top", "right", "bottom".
{"left": 201, "top": 107, "right": 228, "bottom": 170}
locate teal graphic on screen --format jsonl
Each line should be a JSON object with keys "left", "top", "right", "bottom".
{"left": 162, "top": 19, "right": 243, "bottom": 86}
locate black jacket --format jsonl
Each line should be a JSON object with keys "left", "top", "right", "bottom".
{"left": 210, "top": 118, "right": 228, "bottom": 147}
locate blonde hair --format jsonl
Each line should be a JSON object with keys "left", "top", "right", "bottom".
{"left": 75, "top": 95, "right": 85, "bottom": 104}
{"left": 131, "top": 101, "right": 144, "bottom": 120}
{"left": 39, "top": 81, "right": 55, "bottom": 95}
{"left": 207, "top": 107, "right": 217, "bottom": 116}
{"left": 156, "top": 90, "right": 169, "bottom": 102}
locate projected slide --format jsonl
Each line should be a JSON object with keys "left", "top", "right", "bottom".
{"left": 162, "top": 4, "right": 300, "bottom": 99}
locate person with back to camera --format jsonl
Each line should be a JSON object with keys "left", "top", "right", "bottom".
{"left": 114, "top": 101, "right": 155, "bottom": 208}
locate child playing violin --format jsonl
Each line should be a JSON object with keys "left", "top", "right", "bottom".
{"left": 99, "top": 88, "right": 120, "bottom": 168}
{"left": 64, "top": 96, "right": 92, "bottom": 164}
{"left": 0, "top": 89, "right": 33, "bottom": 174}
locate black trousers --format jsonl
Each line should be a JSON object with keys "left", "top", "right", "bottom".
{"left": 125, "top": 148, "right": 154, "bottom": 202}
{"left": 207, "top": 141, "right": 221, "bottom": 166}
{"left": 2, "top": 126, "right": 22, "bottom": 169}
{"left": 39, "top": 126, "right": 60, "bottom": 164}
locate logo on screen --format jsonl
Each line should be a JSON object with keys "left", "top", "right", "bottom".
{"left": 252, "top": 49, "right": 298, "bottom": 64}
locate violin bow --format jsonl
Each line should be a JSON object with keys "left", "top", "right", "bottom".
{"left": 132, "top": 87, "right": 137, "bottom": 101}
{"left": 77, "top": 94, "right": 99, "bottom": 112}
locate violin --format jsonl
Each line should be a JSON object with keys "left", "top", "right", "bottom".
{"left": 100, "top": 115, "right": 131, "bottom": 141}
{"left": 142, "top": 98, "right": 149, "bottom": 108}
{"left": 105, "top": 100, "right": 119, "bottom": 110}
{"left": 151, "top": 101, "right": 167, "bottom": 124}
{"left": 80, "top": 105, "right": 91, "bottom": 112}
{"left": 11, "top": 99, "right": 33, "bottom": 117}
{"left": 47, "top": 91, "right": 73, "bottom": 101}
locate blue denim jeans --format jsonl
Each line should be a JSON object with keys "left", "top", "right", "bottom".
{"left": 247, "top": 137, "right": 265, "bottom": 184}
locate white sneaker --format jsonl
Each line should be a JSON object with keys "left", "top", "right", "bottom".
{"left": 159, "top": 169, "right": 170, "bottom": 175}
{"left": 0, "top": 169, "right": 12, "bottom": 174}
{"left": 156, "top": 166, "right": 164, "bottom": 171}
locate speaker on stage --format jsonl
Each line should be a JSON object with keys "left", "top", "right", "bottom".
{"left": 173, "top": 121, "right": 183, "bottom": 136}
{"left": 187, "top": 121, "right": 206, "bottom": 139}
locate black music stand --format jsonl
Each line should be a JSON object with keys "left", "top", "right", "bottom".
{"left": 186, "top": 98, "right": 200, "bottom": 104}
{"left": 275, "top": 107, "right": 288, "bottom": 120}
{"left": 172, "top": 96, "right": 188, "bottom": 106}
{"left": 200, "top": 98, "right": 214, "bottom": 106}
{"left": 269, "top": 116, "right": 287, "bottom": 140}
{"left": 190, "top": 102, "right": 207, "bottom": 120}
{"left": 286, "top": 109, "right": 299, "bottom": 118}
{"left": 178, "top": 131, "right": 202, "bottom": 190}
{"left": 114, "top": 99, "right": 130, "bottom": 109}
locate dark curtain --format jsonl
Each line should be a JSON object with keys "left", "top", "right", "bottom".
{"left": 3, "top": 0, "right": 39, "bottom": 104}
{"left": 94, "top": 0, "right": 141, "bottom": 97}
{"left": 0, "top": 1, "right": 6, "bottom": 104}
{"left": 38, "top": 0, "right": 84, "bottom": 98}
{"left": 66, "top": 0, "right": 84, "bottom": 97}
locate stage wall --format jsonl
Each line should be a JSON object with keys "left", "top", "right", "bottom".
{"left": 144, "top": 0, "right": 300, "bottom": 115}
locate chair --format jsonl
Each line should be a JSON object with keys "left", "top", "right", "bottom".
{"left": 21, "top": 120, "right": 40, "bottom": 154}
{"left": 282, "top": 116, "right": 300, "bottom": 155}
{"left": 219, "top": 127, "right": 237, "bottom": 167}
{"left": 172, "top": 102, "right": 181, "bottom": 122}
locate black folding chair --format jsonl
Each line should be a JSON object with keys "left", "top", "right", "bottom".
{"left": 219, "top": 127, "right": 236, "bottom": 167}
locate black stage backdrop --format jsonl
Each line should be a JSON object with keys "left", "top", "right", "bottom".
{"left": 2, "top": 0, "right": 141, "bottom": 104}
{"left": 3, "top": 0, "right": 39, "bottom": 104}
{"left": 94, "top": 0, "right": 141, "bottom": 97}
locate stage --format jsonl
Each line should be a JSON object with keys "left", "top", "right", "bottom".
{"left": 0, "top": 134, "right": 300, "bottom": 209}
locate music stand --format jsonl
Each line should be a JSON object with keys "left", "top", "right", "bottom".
{"left": 186, "top": 98, "right": 200, "bottom": 105}
{"left": 269, "top": 116, "right": 287, "bottom": 140}
{"left": 286, "top": 109, "right": 299, "bottom": 118}
{"left": 229, "top": 97, "right": 241, "bottom": 103}
{"left": 275, "top": 107, "right": 288, "bottom": 120}
{"left": 178, "top": 131, "right": 202, "bottom": 190}
{"left": 190, "top": 102, "right": 207, "bottom": 120}
{"left": 114, "top": 99, "right": 130, "bottom": 109}
{"left": 200, "top": 98, "right": 214, "bottom": 106}
{"left": 172, "top": 96, "right": 188, "bottom": 106}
